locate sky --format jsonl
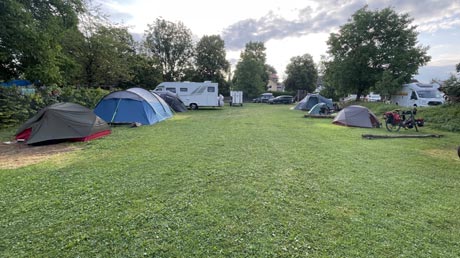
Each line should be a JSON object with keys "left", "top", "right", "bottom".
{"left": 95, "top": 0, "right": 460, "bottom": 83}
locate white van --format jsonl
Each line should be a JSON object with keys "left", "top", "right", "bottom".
{"left": 154, "top": 81, "right": 221, "bottom": 110}
{"left": 390, "top": 83, "right": 445, "bottom": 107}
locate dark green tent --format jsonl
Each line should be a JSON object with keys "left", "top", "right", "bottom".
{"left": 16, "top": 103, "right": 111, "bottom": 145}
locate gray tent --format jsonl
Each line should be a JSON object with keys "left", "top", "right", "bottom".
{"left": 155, "top": 91, "right": 187, "bottom": 112}
{"left": 308, "top": 103, "right": 330, "bottom": 115}
{"left": 16, "top": 102, "right": 111, "bottom": 145}
{"left": 294, "top": 94, "right": 333, "bottom": 111}
{"left": 332, "top": 105, "right": 380, "bottom": 128}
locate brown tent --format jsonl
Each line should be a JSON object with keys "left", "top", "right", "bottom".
{"left": 333, "top": 105, "right": 380, "bottom": 128}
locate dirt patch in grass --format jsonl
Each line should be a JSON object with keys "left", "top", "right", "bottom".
{"left": 0, "top": 141, "right": 80, "bottom": 169}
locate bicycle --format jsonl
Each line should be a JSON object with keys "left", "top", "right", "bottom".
{"left": 383, "top": 108, "right": 424, "bottom": 132}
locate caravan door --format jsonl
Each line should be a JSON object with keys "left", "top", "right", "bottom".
{"left": 206, "top": 85, "right": 218, "bottom": 106}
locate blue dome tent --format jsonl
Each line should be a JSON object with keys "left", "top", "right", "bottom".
{"left": 94, "top": 88, "right": 173, "bottom": 125}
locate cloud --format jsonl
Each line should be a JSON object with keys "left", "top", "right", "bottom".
{"left": 222, "top": 0, "right": 460, "bottom": 50}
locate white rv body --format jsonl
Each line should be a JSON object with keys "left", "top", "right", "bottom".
{"left": 154, "top": 81, "right": 220, "bottom": 109}
{"left": 390, "top": 83, "right": 444, "bottom": 107}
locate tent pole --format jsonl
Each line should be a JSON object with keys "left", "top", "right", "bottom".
{"left": 111, "top": 99, "right": 121, "bottom": 123}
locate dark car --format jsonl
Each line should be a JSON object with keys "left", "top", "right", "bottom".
{"left": 253, "top": 93, "right": 274, "bottom": 103}
{"left": 268, "top": 95, "right": 293, "bottom": 104}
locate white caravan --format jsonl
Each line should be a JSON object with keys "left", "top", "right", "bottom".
{"left": 154, "top": 81, "right": 222, "bottom": 110}
{"left": 390, "top": 82, "right": 445, "bottom": 107}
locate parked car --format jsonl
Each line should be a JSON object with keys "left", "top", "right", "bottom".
{"left": 268, "top": 95, "right": 293, "bottom": 104}
{"left": 366, "top": 93, "right": 381, "bottom": 102}
{"left": 343, "top": 94, "right": 357, "bottom": 102}
{"left": 253, "top": 93, "right": 274, "bottom": 103}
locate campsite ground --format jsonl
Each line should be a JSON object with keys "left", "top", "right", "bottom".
{"left": 1, "top": 103, "right": 460, "bottom": 257}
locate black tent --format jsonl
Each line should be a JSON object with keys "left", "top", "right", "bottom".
{"left": 155, "top": 91, "right": 188, "bottom": 112}
{"left": 16, "top": 102, "right": 111, "bottom": 145}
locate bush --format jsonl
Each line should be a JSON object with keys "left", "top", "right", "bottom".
{"left": 361, "top": 102, "right": 460, "bottom": 132}
{"left": 0, "top": 85, "right": 109, "bottom": 128}
{"left": 0, "top": 87, "right": 34, "bottom": 128}
{"left": 416, "top": 103, "right": 460, "bottom": 132}
{"left": 440, "top": 76, "right": 460, "bottom": 103}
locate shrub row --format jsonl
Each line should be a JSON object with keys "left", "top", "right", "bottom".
{"left": 361, "top": 102, "right": 460, "bottom": 132}
{"left": 0, "top": 86, "right": 109, "bottom": 128}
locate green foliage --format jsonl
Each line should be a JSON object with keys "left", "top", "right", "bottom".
{"left": 0, "top": 0, "right": 83, "bottom": 84}
{"left": 125, "top": 54, "right": 163, "bottom": 90}
{"left": 233, "top": 58, "right": 265, "bottom": 98}
{"left": 232, "top": 42, "right": 268, "bottom": 98}
{"left": 0, "top": 87, "right": 34, "bottom": 127}
{"left": 76, "top": 10, "right": 138, "bottom": 88}
{"left": 440, "top": 75, "right": 460, "bottom": 103}
{"left": 1, "top": 104, "right": 460, "bottom": 256}
{"left": 0, "top": 86, "right": 109, "bottom": 128}
{"left": 324, "top": 6, "right": 430, "bottom": 99}
{"left": 360, "top": 102, "right": 460, "bottom": 132}
{"left": 284, "top": 54, "right": 318, "bottom": 93}
{"left": 416, "top": 104, "right": 460, "bottom": 132}
{"left": 268, "top": 91, "right": 295, "bottom": 97}
{"left": 144, "top": 18, "right": 195, "bottom": 81}
{"left": 195, "top": 35, "right": 230, "bottom": 82}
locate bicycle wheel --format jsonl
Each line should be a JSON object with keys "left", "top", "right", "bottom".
{"left": 385, "top": 119, "right": 401, "bottom": 132}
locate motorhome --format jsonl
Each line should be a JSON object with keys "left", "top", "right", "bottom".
{"left": 390, "top": 82, "right": 445, "bottom": 107}
{"left": 154, "top": 81, "right": 221, "bottom": 110}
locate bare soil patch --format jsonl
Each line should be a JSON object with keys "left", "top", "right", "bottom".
{"left": 0, "top": 141, "right": 80, "bottom": 169}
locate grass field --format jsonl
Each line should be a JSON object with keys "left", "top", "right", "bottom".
{"left": 1, "top": 103, "right": 460, "bottom": 257}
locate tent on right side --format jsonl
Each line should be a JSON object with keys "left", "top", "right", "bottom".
{"left": 332, "top": 105, "right": 380, "bottom": 128}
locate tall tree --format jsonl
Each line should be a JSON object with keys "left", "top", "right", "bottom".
{"left": 195, "top": 35, "right": 230, "bottom": 82}
{"left": 144, "top": 19, "right": 195, "bottom": 81}
{"left": 284, "top": 54, "right": 318, "bottom": 93}
{"left": 73, "top": 5, "right": 139, "bottom": 88}
{"left": 232, "top": 42, "right": 267, "bottom": 98}
{"left": 456, "top": 62, "right": 460, "bottom": 73}
{"left": 0, "top": 0, "right": 83, "bottom": 84}
{"left": 324, "top": 6, "right": 430, "bottom": 100}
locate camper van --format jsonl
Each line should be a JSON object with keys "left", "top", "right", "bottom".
{"left": 154, "top": 81, "right": 221, "bottom": 110}
{"left": 390, "top": 83, "right": 445, "bottom": 107}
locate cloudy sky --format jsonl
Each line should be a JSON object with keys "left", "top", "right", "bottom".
{"left": 96, "top": 0, "right": 460, "bottom": 82}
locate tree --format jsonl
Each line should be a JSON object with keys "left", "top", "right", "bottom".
{"left": 144, "top": 19, "right": 195, "bottom": 81}
{"left": 0, "top": 0, "right": 83, "bottom": 84}
{"left": 284, "top": 54, "right": 318, "bottom": 93}
{"left": 324, "top": 6, "right": 431, "bottom": 100}
{"left": 232, "top": 42, "right": 267, "bottom": 98}
{"left": 195, "top": 35, "right": 230, "bottom": 81}
{"left": 440, "top": 75, "right": 460, "bottom": 103}
{"left": 127, "top": 54, "right": 163, "bottom": 90}
{"left": 233, "top": 58, "right": 265, "bottom": 98}
{"left": 69, "top": 4, "right": 141, "bottom": 88}
{"left": 456, "top": 62, "right": 460, "bottom": 73}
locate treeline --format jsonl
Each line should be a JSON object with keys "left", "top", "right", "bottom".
{"left": 0, "top": 1, "right": 231, "bottom": 92}
{"left": 4, "top": 1, "right": 456, "bottom": 107}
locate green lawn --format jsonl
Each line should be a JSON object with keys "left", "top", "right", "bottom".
{"left": 1, "top": 103, "right": 460, "bottom": 257}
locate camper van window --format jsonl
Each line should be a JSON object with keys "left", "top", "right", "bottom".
{"left": 166, "top": 87, "right": 176, "bottom": 93}
{"left": 417, "top": 90, "right": 441, "bottom": 98}
{"left": 207, "top": 87, "right": 215, "bottom": 92}
{"left": 155, "top": 87, "right": 164, "bottom": 91}
{"left": 180, "top": 88, "right": 187, "bottom": 92}
{"left": 410, "top": 91, "right": 417, "bottom": 100}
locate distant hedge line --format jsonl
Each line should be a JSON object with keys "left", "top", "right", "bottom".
{"left": 0, "top": 86, "right": 109, "bottom": 128}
